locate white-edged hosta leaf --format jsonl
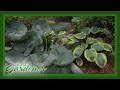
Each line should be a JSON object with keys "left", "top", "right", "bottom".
{"left": 67, "top": 35, "right": 78, "bottom": 44}
{"left": 84, "top": 48, "right": 97, "bottom": 62}
{"left": 51, "top": 45, "right": 75, "bottom": 66}
{"left": 96, "top": 37, "right": 103, "bottom": 42}
{"left": 76, "top": 58, "right": 83, "bottom": 67}
{"left": 90, "top": 27, "right": 101, "bottom": 34}
{"left": 102, "top": 43, "right": 113, "bottom": 52}
{"left": 74, "top": 32, "right": 86, "bottom": 39}
{"left": 81, "top": 43, "right": 88, "bottom": 50}
{"left": 73, "top": 45, "right": 84, "bottom": 58}
{"left": 70, "top": 63, "right": 83, "bottom": 74}
{"left": 91, "top": 42, "right": 104, "bottom": 51}
{"left": 5, "top": 50, "right": 25, "bottom": 64}
{"left": 49, "top": 22, "right": 71, "bottom": 33}
{"left": 58, "top": 31, "right": 66, "bottom": 35}
{"left": 82, "top": 27, "right": 90, "bottom": 35}
{"left": 71, "top": 17, "right": 80, "bottom": 23}
{"left": 95, "top": 53, "right": 107, "bottom": 68}
{"left": 6, "top": 21, "right": 28, "bottom": 41}
{"left": 86, "top": 37, "right": 97, "bottom": 44}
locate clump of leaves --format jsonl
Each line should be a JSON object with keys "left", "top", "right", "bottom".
{"left": 5, "top": 19, "right": 83, "bottom": 74}
{"left": 60, "top": 26, "right": 113, "bottom": 68}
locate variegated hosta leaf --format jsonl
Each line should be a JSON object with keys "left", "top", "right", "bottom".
{"left": 96, "top": 37, "right": 103, "bottom": 42}
{"left": 74, "top": 32, "right": 86, "bottom": 39}
{"left": 82, "top": 27, "right": 90, "bottom": 35}
{"left": 49, "top": 22, "right": 71, "bottom": 33}
{"left": 91, "top": 42, "right": 104, "bottom": 51}
{"left": 76, "top": 58, "right": 83, "bottom": 67}
{"left": 73, "top": 45, "right": 84, "bottom": 58}
{"left": 90, "top": 26, "right": 101, "bottom": 34}
{"left": 6, "top": 21, "right": 28, "bottom": 41}
{"left": 102, "top": 43, "right": 113, "bottom": 52}
{"left": 70, "top": 63, "right": 83, "bottom": 74}
{"left": 86, "top": 37, "right": 97, "bottom": 44}
{"left": 58, "top": 31, "right": 66, "bottom": 35}
{"left": 31, "top": 19, "right": 50, "bottom": 35}
{"left": 84, "top": 48, "right": 97, "bottom": 62}
{"left": 67, "top": 35, "right": 78, "bottom": 44}
{"left": 5, "top": 50, "right": 25, "bottom": 65}
{"left": 81, "top": 43, "right": 88, "bottom": 50}
{"left": 95, "top": 53, "right": 107, "bottom": 68}
{"left": 51, "top": 45, "right": 75, "bottom": 66}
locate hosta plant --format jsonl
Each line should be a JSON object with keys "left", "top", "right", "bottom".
{"left": 5, "top": 19, "right": 83, "bottom": 74}
{"left": 60, "top": 26, "right": 113, "bottom": 68}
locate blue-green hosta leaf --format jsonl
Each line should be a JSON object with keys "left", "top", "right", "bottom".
{"left": 82, "top": 27, "right": 90, "bottom": 35}
{"left": 76, "top": 58, "right": 83, "bottom": 67}
{"left": 31, "top": 19, "right": 50, "bottom": 35}
{"left": 91, "top": 42, "right": 104, "bottom": 51}
{"left": 74, "top": 32, "right": 86, "bottom": 39}
{"left": 86, "top": 37, "right": 97, "bottom": 44}
{"left": 24, "top": 38, "right": 35, "bottom": 56}
{"left": 70, "top": 63, "right": 83, "bottom": 74}
{"left": 30, "top": 52, "right": 56, "bottom": 68}
{"left": 73, "top": 45, "right": 84, "bottom": 58}
{"left": 95, "top": 53, "right": 107, "bottom": 68}
{"left": 13, "top": 42, "right": 27, "bottom": 53}
{"left": 84, "top": 48, "right": 97, "bottom": 62}
{"left": 49, "top": 22, "right": 71, "bottom": 33}
{"left": 5, "top": 50, "right": 25, "bottom": 65}
{"left": 44, "top": 64, "right": 72, "bottom": 74}
{"left": 6, "top": 21, "right": 28, "bottom": 41}
{"left": 90, "top": 27, "right": 101, "bottom": 34}
{"left": 102, "top": 43, "right": 113, "bottom": 52}
{"left": 51, "top": 45, "right": 75, "bottom": 66}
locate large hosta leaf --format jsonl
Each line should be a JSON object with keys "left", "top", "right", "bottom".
{"left": 24, "top": 38, "right": 35, "bottom": 56}
{"left": 86, "top": 37, "right": 97, "bottom": 44}
{"left": 84, "top": 48, "right": 97, "bottom": 62}
{"left": 73, "top": 45, "right": 84, "bottom": 58}
{"left": 91, "top": 42, "right": 104, "bottom": 51}
{"left": 51, "top": 45, "right": 75, "bottom": 66}
{"left": 70, "top": 63, "right": 83, "bottom": 74}
{"left": 82, "top": 27, "right": 90, "bottom": 35}
{"left": 74, "top": 32, "right": 86, "bottom": 39}
{"left": 95, "top": 53, "right": 107, "bottom": 68}
{"left": 44, "top": 64, "right": 72, "bottom": 74}
{"left": 31, "top": 19, "right": 50, "bottom": 35}
{"left": 49, "top": 22, "right": 71, "bottom": 33}
{"left": 6, "top": 21, "right": 28, "bottom": 41}
{"left": 5, "top": 50, "right": 25, "bottom": 64}
{"left": 90, "top": 27, "right": 101, "bottom": 34}
{"left": 81, "top": 43, "right": 88, "bottom": 50}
